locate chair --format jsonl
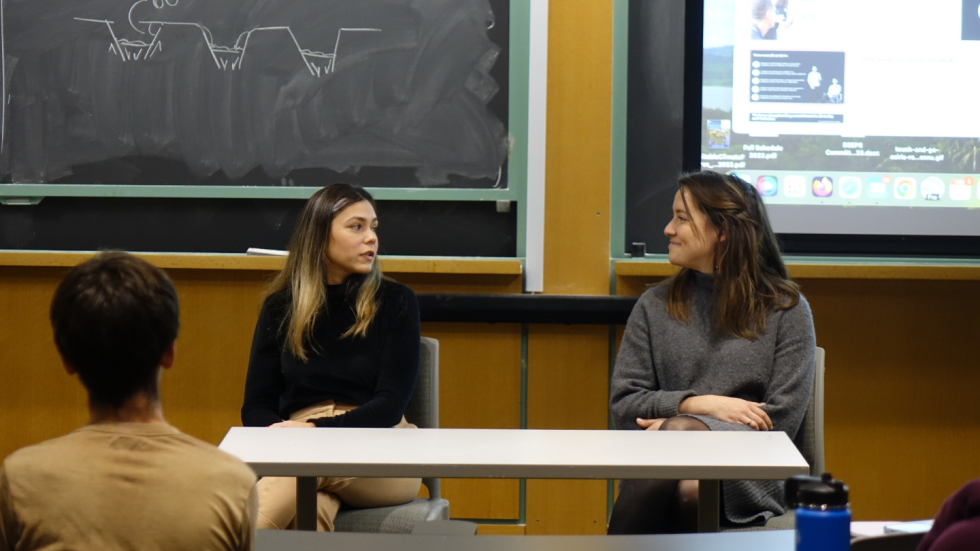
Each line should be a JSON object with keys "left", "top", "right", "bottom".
{"left": 850, "top": 532, "right": 925, "bottom": 551}
{"left": 332, "top": 337, "right": 451, "bottom": 533}
{"left": 723, "top": 346, "right": 825, "bottom": 532}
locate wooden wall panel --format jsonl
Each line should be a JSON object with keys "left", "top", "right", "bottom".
{"left": 616, "top": 275, "right": 669, "bottom": 297}
{"left": 524, "top": 0, "right": 616, "bottom": 533}
{"left": 799, "top": 278, "right": 980, "bottom": 520}
{"left": 421, "top": 322, "right": 522, "bottom": 520}
{"left": 158, "top": 269, "right": 272, "bottom": 444}
{"left": 543, "top": 0, "right": 613, "bottom": 296}
{"left": 389, "top": 274, "right": 523, "bottom": 295}
{"left": 526, "top": 324, "right": 610, "bottom": 534}
{"left": 0, "top": 267, "right": 88, "bottom": 460}
{"left": 476, "top": 524, "right": 526, "bottom": 535}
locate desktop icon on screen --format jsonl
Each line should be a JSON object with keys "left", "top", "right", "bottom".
{"left": 812, "top": 176, "right": 833, "bottom": 197}
{"left": 707, "top": 120, "right": 731, "bottom": 150}
{"left": 867, "top": 176, "right": 889, "bottom": 199}
{"left": 920, "top": 177, "right": 945, "bottom": 201}
{"left": 949, "top": 178, "right": 973, "bottom": 201}
{"left": 756, "top": 176, "right": 778, "bottom": 197}
{"left": 839, "top": 176, "right": 862, "bottom": 199}
{"left": 784, "top": 175, "right": 806, "bottom": 198}
{"left": 894, "top": 177, "right": 916, "bottom": 200}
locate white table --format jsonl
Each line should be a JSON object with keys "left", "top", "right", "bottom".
{"left": 219, "top": 428, "right": 809, "bottom": 532}
{"left": 257, "top": 530, "right": 796, "bottom": 551}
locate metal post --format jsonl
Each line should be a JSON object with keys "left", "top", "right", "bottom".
{"left": 295, "top": 476, "right": 318, "bottom": 531}
{"left": 697, "top": 479, "right": 720, "bottom": 532}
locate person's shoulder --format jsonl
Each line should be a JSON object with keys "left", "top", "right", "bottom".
{"left": 1, "top": 432, "right": 84, "bottom": 476}
{"left": 379, "top": 278, "right": 418, "bottom": 308}
{"left": 379, "top": 277, "right": 414, "bottom": 297}
{"left": 638, "top": 283, "right": 669, "bottom": 308}
{"left": 776, "top": 291, "right": 813, "bottom": 327}
{"left": 167, "top": 432, "right": 257, "bottom": 486}
{"left": 625, "top": 284, "right": 669, "bottom": 325}
{"left": 261, "top": 287, "right": 290, "bottom": 311}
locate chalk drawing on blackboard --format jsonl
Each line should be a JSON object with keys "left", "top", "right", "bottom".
{"left": 3, "top": 0, "right": 510, "bottom": 189}
{"left": 75, "top": 0, "right": 380, "bottom": 77}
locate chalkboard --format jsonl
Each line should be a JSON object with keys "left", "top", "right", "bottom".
{"left": 0, "top": 0, "right": 528, "bottom": 256}
{"left": 0, "top": 196, "right": 518, "bottom": 255}
{"left": 621, "top": 0, "right": 693, "bottom": 257}
{"left": 0, "top": 0, "right": 516, "bottom": 194}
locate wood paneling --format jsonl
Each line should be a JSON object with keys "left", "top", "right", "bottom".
{"left": 615, "top": 259, "right": 980, "bottom": 281}
{"left": 615, "top": 275, "right": 668, "bottom": 297}
{"left": 528, "top": 325, "right": 609, "bottom": 431}
{"left": 387, "top": 274, "right": 522, "bottom": 295}
{"left": 477, "top": 524, "right": 526, "bottom": 535}
{"left": 799, "top": 278, "right": 980, "bottom": 520}
{"left": 526, "top": 324, "right": 610, "bottom": 534}
{"left": 0, "top": 252, "right": 523, "bottom": 275}
{"left": 543, "top": 0, "right": 613, "bottom": 296}
{"left": 158, "top": 269, "right": 272, "bottom": 444}
{"left": 421, "top": 322, "right": 523, "bottom": 520}
{"left": 526, "top": 480, "right": 608, "bottom": 535}
{"left": 523, "top": 0, "right": 616, "bottom": 530}
{"left": 0, "top": 267, "right": 88, "bottom": 460}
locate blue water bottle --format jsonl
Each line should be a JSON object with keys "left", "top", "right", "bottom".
{"left": 785, "top": 473, "right": 850, "bottom": 551}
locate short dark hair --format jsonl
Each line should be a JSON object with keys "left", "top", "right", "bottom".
{"left": 752, "top": 0, "right": 775, "bottom": 20}
{"left": 50, "top": 252, "right": 179, "bottom": 408}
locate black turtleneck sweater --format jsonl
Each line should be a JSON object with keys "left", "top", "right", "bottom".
{"left": 241, "top": 277, "right": 420, "bottom": 428}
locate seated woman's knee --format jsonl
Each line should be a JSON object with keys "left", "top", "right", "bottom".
{"left": 676, "top": 480, "right": 699, "bottom": 507}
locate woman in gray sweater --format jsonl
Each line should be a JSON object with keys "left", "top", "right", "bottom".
{"left": 608, "top": 171, "right": 816, "bottom": 533}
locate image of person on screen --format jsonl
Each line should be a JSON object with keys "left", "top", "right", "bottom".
{"left": 807, "top": 66, "right": 823, "bottom": 101}
{"left": 763, "top": 0, "right": 794, "bottom": 39}
{"left": 751, "top": 0, "right": 779, "bottom": 39}
{"left": 241, "top": 183, "right": 422, "bottom": 531}
{"left": 825, "top": 78, "right": 843, "bottom": 103}
{"left": 0, "top": 252, "right": 258, "bottom": 551}
{"left": 606, "top": 172, "right": 816, "bottom": 534}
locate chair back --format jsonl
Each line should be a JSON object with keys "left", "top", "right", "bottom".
{"left": 405, "top": 337, "right": 439, "bottom": 430}
{"left": 404, "top": 336, "right": 440, "bottom": 499}
{"left": 793, "top": 346, "right": 825, "bottom": 476}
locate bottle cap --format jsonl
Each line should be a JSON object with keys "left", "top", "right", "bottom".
{"left": 785, "top": 473, "right": 849, "bottom": 509}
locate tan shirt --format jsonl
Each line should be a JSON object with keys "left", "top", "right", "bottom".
{"left": 0, "top": 423, "right": 257, "bottom": 551}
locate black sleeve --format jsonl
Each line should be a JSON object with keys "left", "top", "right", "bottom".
{"left": 241, "top": 295, "right": 287, "bottom": 427}
{"left": 309, "top": 285, "right": 421, "bottom": 428}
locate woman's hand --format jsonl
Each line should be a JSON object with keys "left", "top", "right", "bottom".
{"left": 636, "top": 418, "right": 666, "bottom": 431}
{"left": 678, "top": 396, "right": 773, "bottom": 431}
{"left": 268, "top": 420, "right": 315, "bottom": 428}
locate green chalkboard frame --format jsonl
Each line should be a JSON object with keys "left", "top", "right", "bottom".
{"left": 0, "top": 0, "right": 531, "bottom": 209}
{"left": 609, "top": 0, "right": 630, "bottom": 260}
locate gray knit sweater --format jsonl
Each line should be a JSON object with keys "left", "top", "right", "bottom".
{"left": 610, "top": 271, "right": 816, "bottom": 525}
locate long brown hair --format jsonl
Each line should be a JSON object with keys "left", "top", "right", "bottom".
{"left": 266, "top": 183, "right": 383, "bottom": 361}
{"left": 665, "top": 171, "right": 800, "bottom": 339}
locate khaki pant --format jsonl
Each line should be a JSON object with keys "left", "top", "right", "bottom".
{"left": 256, "top": 400, "right": 422, "bottom": 531}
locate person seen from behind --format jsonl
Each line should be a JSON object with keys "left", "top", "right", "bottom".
{"left": 0, "top": 252, "right": 257, "bottom": 551}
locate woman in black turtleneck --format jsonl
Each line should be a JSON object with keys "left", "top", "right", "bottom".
{"left": 241, "top": 183, "right": 421, "bottom": 531}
